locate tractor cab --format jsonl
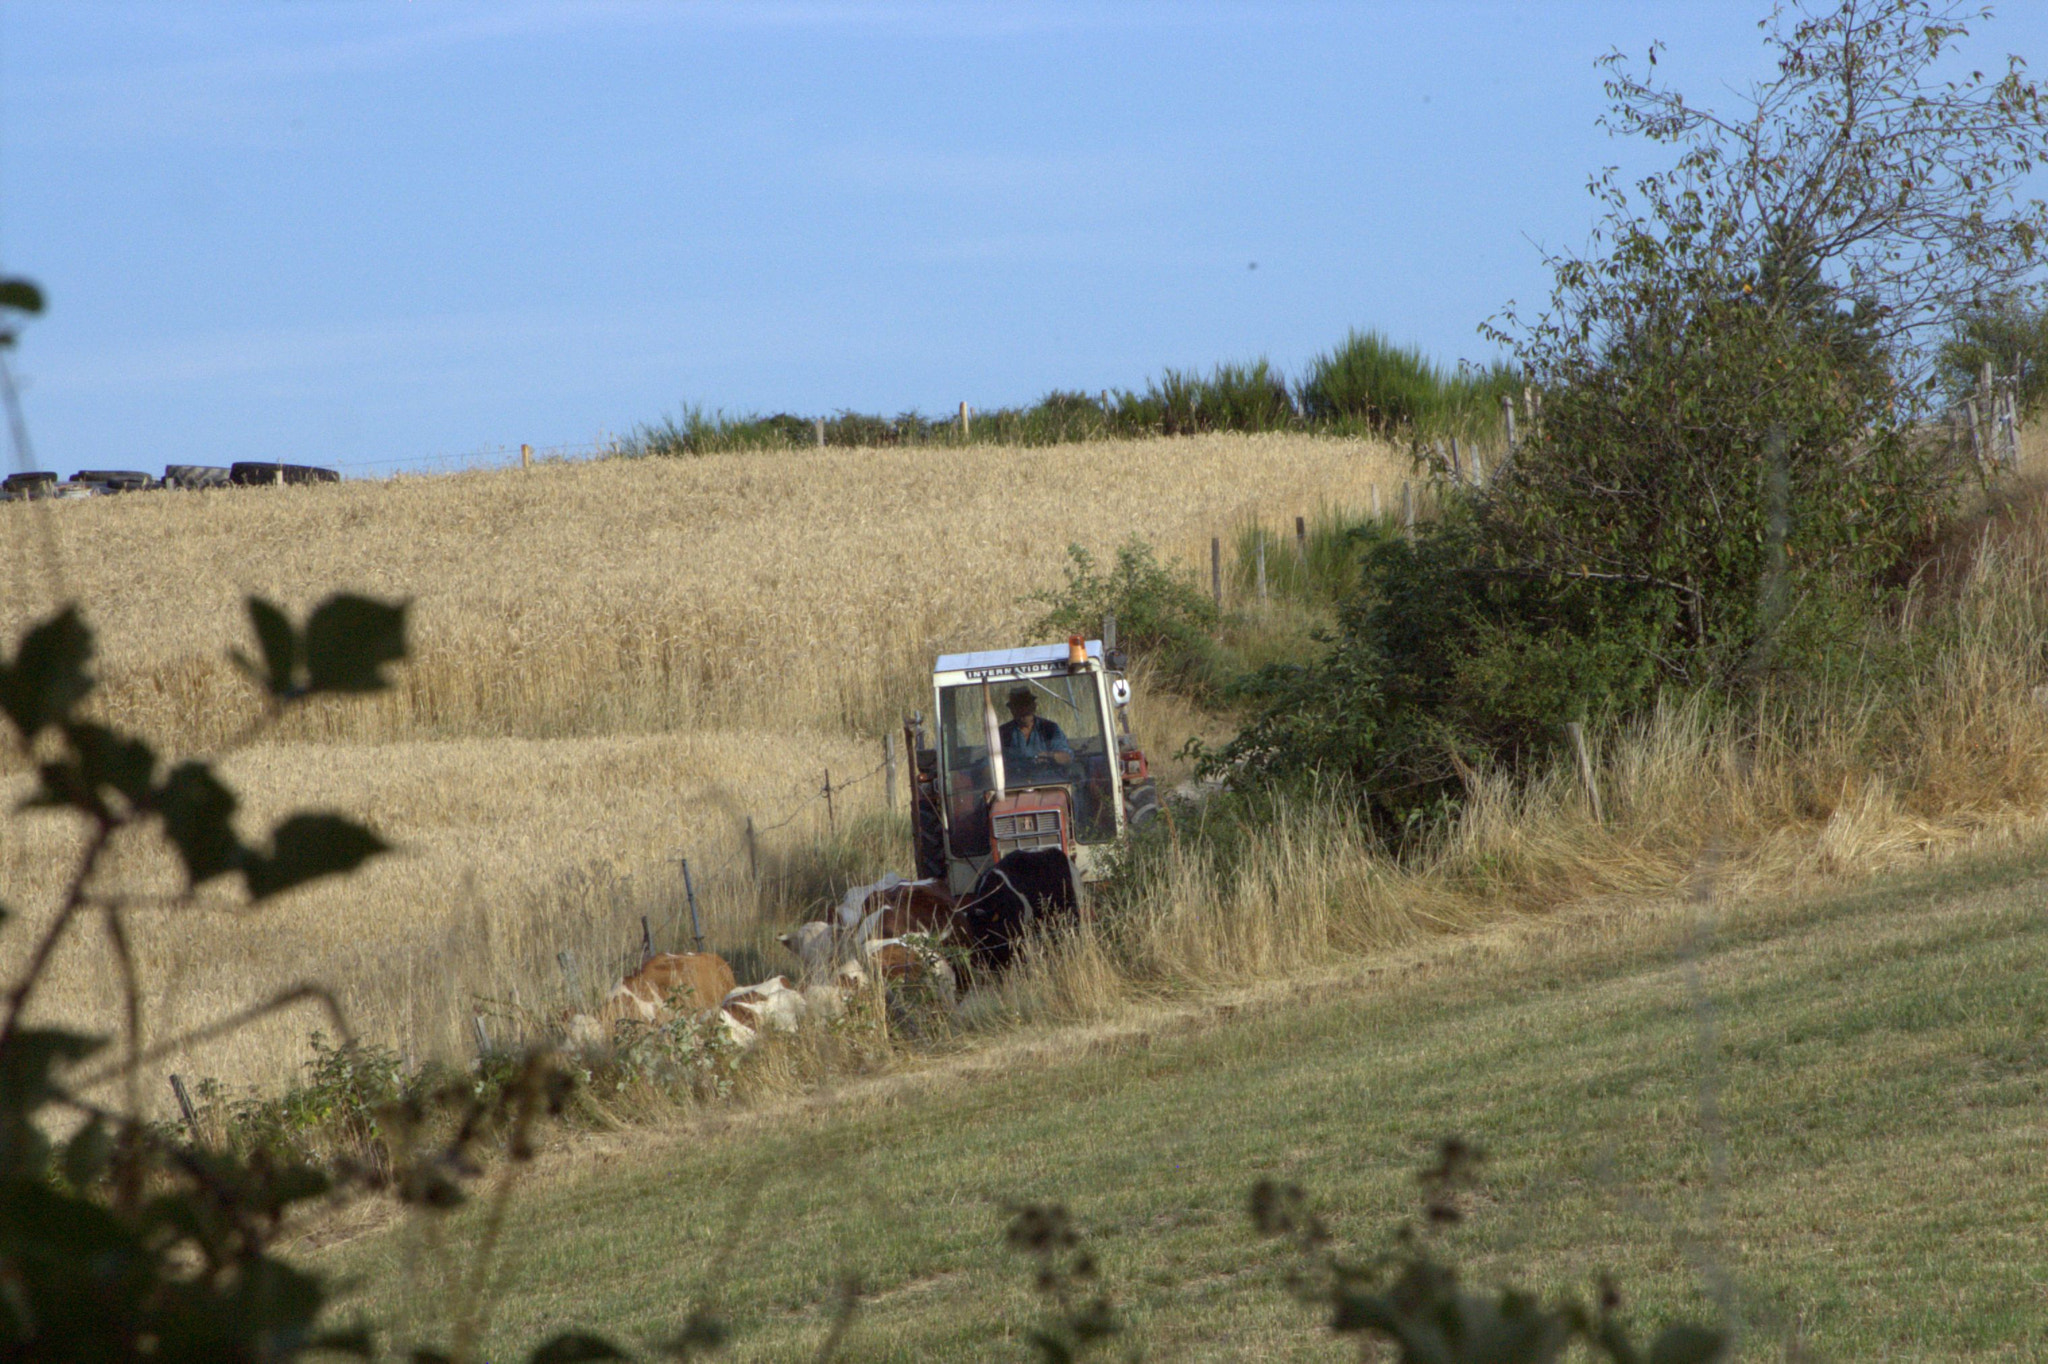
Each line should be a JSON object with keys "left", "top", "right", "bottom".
{"left": 907, "top": 637, "right": 1158, "bottom": 896}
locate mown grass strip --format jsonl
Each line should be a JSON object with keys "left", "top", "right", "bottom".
{"left": 321, "top": 846, "right": 2048, "bottom": 1361}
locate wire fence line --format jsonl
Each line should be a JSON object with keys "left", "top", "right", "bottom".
{"left": 684, "top": 755, "right": 895, "bottom": 887}
{"left": 340, "top": 437, "right": 620, "bottom": 475}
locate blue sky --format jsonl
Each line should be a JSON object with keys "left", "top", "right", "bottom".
{"left": 3, "top": 2, "right": 2045, "bottom": 475}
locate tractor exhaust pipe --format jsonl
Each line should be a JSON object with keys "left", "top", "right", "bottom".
{"left": 983, "top": 682, "right": 1006, "bottom": 799}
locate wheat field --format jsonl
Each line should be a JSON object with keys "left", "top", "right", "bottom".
{"left": 0, "top": 433, "right": 1410, "bottom": 1103}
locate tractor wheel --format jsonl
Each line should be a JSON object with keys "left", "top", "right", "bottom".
{"left": 912, "top": 783, "right": 947, "bottom": 882}
{"left": 1124, "top": 779, "right": 1162, "bottom": 831}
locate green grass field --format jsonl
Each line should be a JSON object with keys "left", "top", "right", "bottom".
{"left": 319, "top": 847, "right": 2048, "bottom": 1360}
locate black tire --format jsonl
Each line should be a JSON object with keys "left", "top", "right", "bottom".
{"left": 912, "top": 781, "right": 947, "bottom": 882}
{"left": 229, "top": 462, "right": 287, "bottom": 487}
{"left": 73, "top": 470, "right": 154, "bottom": 493}
{"left": 163, "top": 465, "right": 230, "bottom": 489}
{"left": 2, "top": 472, "right": 55, "bottom": 500}
{"left": 1124, "top": 779, "right": 1161, "bottom": 831}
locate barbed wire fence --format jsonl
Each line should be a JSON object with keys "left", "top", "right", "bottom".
{"left": 689, "top": 754, "right": 895, "bottom": 888}
{"left": 340, "top": 436, "right": 622, "bottom": 478}
{"left": 510, "top": 752, "right": 903, "bottom": 1042}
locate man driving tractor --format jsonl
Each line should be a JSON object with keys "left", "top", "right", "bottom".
{"left": 999, "top": 686, "right": 1072, "bottom": 778}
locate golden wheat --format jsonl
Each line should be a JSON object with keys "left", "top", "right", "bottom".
{"left": 2, "top": 433, "right": 1413, "bottom": 750}
{"left": 0, "top": 434, "right": 1410, "bottom": 1103}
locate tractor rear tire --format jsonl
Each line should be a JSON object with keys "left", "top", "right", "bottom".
{"left": 912, "top": 783, "right": 947, "bottom": 882}
{"left": 1125, "top": 779, "right": 1162, "bottom": 831}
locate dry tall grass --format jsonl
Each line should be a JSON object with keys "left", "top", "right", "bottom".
{"left": 0, "top": 434, "right": 1409, "bottom": 1104}
{"left": 14, "top": 426, "right": 2047, "bottom": 1117}
{"left": 999, "top": 460, "right": 2048, "bottom": 1028}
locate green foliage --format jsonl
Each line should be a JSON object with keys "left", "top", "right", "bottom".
{"left": 1542, "top": 1, "right": 2048, "bottom": 385}
{"left": 1938, "top": 293, "right": 2048, "bottom": 416}
{"left": 1222, "top": 512, "right": 1684, "bottom": 829}
{"left": 1005, "top": 1203, "right": 1121, "bottom": 1363}
{"left": 1251, "top": 1140, "right": 1726, "bottom": 1364}
{"left": 1029, "top": 539, "right": 1222, "bottom": 689}
{"left": 1227, "top": 508, "right": 1382, "bottom": 609}
{"left": 1225, "top": 1, "right": 2009, "bottom": 825}
{"left": 0, "top": 273, "right": 41, "bottom": 349}
{"left": 1122, "top": 358, "right": 1295, "bottom": 435}
{"left": 1297, "top": 329, "right": 1520, "bottom": 439}
{"left": 615, "top": 404, "right": 810, "bottom": 457}
{"left": 0, "top": 595, "right": 411, "bottom": 1360}
{"left": 619, "top": 339, "right": 1523, "bottom": 455}
{"left": 196, "top": 1033, "right": 416, "bottom": 1171}
{"left": 998, "top": 1142, "right": 1724, "bottom": 1364}
{"left": 0, "top": 597, "right": 681, "bottom": 1363}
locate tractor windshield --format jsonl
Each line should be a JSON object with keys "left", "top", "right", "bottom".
{"left": 938, "top": 674, "right": 1114, "bottom": 847}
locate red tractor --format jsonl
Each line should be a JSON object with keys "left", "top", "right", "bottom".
{"left": 905, "top": 636, "right": 1161, "bottom": 905}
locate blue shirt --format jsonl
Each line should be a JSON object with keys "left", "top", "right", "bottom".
{"left": 999, "top": 715, "right": 1072, "bottom": 767}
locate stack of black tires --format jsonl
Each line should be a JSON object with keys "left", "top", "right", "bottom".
{"left": 1, "top": 462, "right": 341, "bottom": 500}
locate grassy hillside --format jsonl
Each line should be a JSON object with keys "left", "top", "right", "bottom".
{"left": 0, "top": 434, "right": 1408, "bottom": 1100}
{"left": 318, "top": 846, "right": 2048, "bottom": 1361}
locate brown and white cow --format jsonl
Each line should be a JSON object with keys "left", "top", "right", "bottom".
{"left": 861, "top": 937, "right": 958, "bottom": 1010}
{"left": 785, "top": 874, "right": 959, "bottom": 980}
{"left": 834, "top": 875, "right": 958, "bottom": 938}
{"left": 561, "top": 951, "right": 737, "bottom": 1048}
{"left": 705, "top": 975, "right": 812, "bottom": 1050}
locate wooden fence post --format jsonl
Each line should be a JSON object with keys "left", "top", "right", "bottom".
{"left": 1564, "top": 722, "right": 1604, "bottom": 824}
{"left": 1401, "top": 481, "right": 1415, "bottom": 536}
{"left": 2004, "top": 382, "right": 2022, "bottom": 471}
{"left": 169, "top": 1074, "right": 200, "bottom": 1140}
{"left": 822, "top": 768, "right": 835, "bottom": 834}
{"left": 471, "top": 1015, "right": 492, "bottom": 1059}
{"left": 883, "top": 732, "right": 898, "bottom": 813}
{"left": 1448, "top": 436, "right": 1463, "bottom": 482}
{"left": 1102, "top": 613, "right": 1117, "bottom": 652}
{"left": 1255, "top": 535, "right": 1268, "bottom": 604}
{"left": 1211, "top": 537, "right": 1223, "bottom": 609}
{"left": 1968, "top": 396, "right": 1987, "bottom": 476}
{"left": 1294, "top": 515, "right": 1307, "bottom": 562}
{"left": 1471, "top": 449, "right": 1486, "bottom": 485}
{"left": 815, "top": 417, "right": 826, "bottom": 448}
{"left": 520, "top": 443, "right": 532, "bottom": 471}
{"left": 681, "top": 858, "right": 703, "bottom": 952}
{"left": 557, "top": 950, "right": 582, "bottom": 1000}
{"left": 958, "top": 401, "right": 971, "bottom": 438}
{"left": 1502, "top": 393, "right": 1518, "bottom": 453}
{"left": 744, "top": 816, "right": 759, "bottom": 884}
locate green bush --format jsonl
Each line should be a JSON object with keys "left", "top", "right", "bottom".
{"left": 1218, "top": 0, "right": 2031, "bottom": 829}
{"left": 622, "top": 342, "right": 1535, "bottom": 456}
{"left": 1297, "top": 330, "right": 1520, "bottom": 438}
{"left": 1937, "top": 294, "right": 2048, "bottom": 416}
{"left": 1228, "top": 284, "right": 1952, "bottom": 831}
{"left": 1108, "top": 360, "right": 1296, "bottom": 436}
{"left": 619, "top": 404, "right": 814, "bottom": 457}
{"left": 1223, "top": 512, "right": 1676, "bottom": 829}
{"left": 1029, "top": 539, "right": 1223, "bottom": 690}
{"left": 1297, "top": 329, "right": 1440, "bottom": 431}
